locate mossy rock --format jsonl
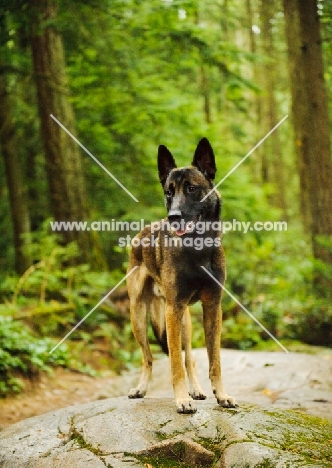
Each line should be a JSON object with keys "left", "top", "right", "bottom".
{"left": 0, "top": 397, "right": 331, "bottom": 467}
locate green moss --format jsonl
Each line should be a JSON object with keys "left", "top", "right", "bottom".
{"left": 135, "top": 442, "right": 192, "bottom": 468}
{"left": 155, "top": 423, "right": 190, "bottom": 442}
{"left": 254, "top": 460, "right": 276, "bottom": 468}
{"left": 158, "top": 419, "right": 173, "bottom": 429}
{"left": 69, "top": 427, "right": 104, "bottom": 457}
{"left": 253, "top": 410, "right": 332, "bottom": 463}
{"left": 196, "top": 426, "right": 226, "bottom": 460}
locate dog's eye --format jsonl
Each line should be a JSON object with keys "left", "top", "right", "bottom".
{"left": 188, "top": 186, "right": 197, "bottom": 193}
{"left": 165, "top": 189, "right": 172, "bottom": 198}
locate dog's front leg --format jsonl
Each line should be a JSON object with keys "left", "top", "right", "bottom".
{"left": 165, "top": 302, "right": 196, "bottom": 413}
{"left": 202, "top": 293, "right": 237, "bottom": 408}
{"left": 182, "top": 307, "right": 206, "bottom": 400}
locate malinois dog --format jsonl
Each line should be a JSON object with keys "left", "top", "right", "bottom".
{"left": 127, "top": 138, "right": 237, "bottom": 413}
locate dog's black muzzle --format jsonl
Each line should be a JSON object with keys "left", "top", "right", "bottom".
{"left": 168, "top": 210, "right": 182, "bottom": 224}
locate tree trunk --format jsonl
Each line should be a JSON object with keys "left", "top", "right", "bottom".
{"left": 0, "top": 73, "right": 31, "bottom": 274}
{"left": 283, "top": 0, "right": 332, "bottom": 292}
{"left": 201, "top": 65, "right": 211, "bottom": 124}
{"left": 29, "top": 0, "right": 105, "bottom": 267}
{"left": 260, "top": 0, "right": 286, "bottom": 213}
{"left": 246, "top": 0, "right": 263, "bottom": 183}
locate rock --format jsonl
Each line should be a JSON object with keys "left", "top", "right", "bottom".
{"left": 0, "top": 397, "right": 331, "bottom": 467}
{"left": 146, "top": 349, "right": 332, "bottom": 421}
{"left": 139, "top": 439, "right": 215, "bottom": 466}
{"left": 219, "top": 442, "right": 300, "bottom": 468}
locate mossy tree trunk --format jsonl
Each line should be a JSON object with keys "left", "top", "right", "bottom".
{"left": 283, "top": 0, "right": 332, "bottom": 293}
{"left": 260, "top": 0, "right": 286, "bottom": 214}
{"left": 0, "top": 72, "right": 31, "bottom": 274}
{"left": 29, "top": 0, "right": 106, "bottom": 268}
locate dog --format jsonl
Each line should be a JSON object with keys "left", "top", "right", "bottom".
{"left": 127, "top": 137, "right": 237, "bottom": 413}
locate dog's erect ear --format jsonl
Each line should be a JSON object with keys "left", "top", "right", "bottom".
{"left": 192, "top": 138, "right": 217, "bottom": 180}
{"left": 158, "top": 145, "right": 177, "bottom": 186}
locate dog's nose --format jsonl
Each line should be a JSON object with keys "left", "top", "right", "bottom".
{"left": 168, "top": 210, "right": 182, "bottom": 223}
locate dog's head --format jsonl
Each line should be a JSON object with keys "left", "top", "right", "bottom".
{"left": 157, "top": 138, "right": 221, "bottom": 236}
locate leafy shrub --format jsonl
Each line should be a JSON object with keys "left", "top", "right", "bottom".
{"left": 0, "top": 222, "right": 124, "bottom": 336}
{"left": 221, "top": 316, "right": 263, "bottom": 350}
{"left": 0, "top": 316, "right": 70, "bottom": 396}
{"left": 287, "top": 299, "right": 332, "bottom": 346}
{"left": 210, "top": 225, "right": 332, "bottom": 349}
{"left": 0, "top": 223, "right": 140, "bottom": 395}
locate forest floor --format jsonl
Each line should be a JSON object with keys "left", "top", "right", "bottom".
{"left": 0, "top": 345, "right": 331, "bottom": 429}
{"left": 0, "top": 366, "right": 128, "bottom": 429}
{"left": 0, "top": 340, "right": 133, "bottom": 429}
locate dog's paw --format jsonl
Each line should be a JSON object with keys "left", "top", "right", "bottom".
{"left": 217, "top": 394, "right": 238, "bottom": 408}
{"left": 189, "top": 389, "right": 207, "bottom": 400}
{"left": 176, "top": 397, "right": 197, "bottom": 414}
{"left": 128, "top": 388, "right": 146, "bottom": 399}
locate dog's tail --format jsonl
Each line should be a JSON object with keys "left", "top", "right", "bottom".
{"left": 150, "top": 293, "right": 169, "bottom": 355}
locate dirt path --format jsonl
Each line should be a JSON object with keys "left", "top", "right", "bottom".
{"left": 1, "top": 348, "right": 331, "bottom": 429}
{"left": 0, "top": 369, "right": 119, "bottom": 429}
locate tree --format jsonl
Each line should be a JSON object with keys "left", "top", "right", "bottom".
{"left": 259, "top": 0, "right": 286, "bottom": 213}
{"left": 29, "top": 0, "right": 105, "bottom": 267}
{"left": 283, "top": 0, "right": 332, "bottom": 291}
{"left": 0, "top": 71, "right": 31, "bottom": 274}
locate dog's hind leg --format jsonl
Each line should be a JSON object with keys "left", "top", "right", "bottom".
{"left": 128, "top": 267, "right": 153, "bottom": 399}
{"left": 150, "top": 288, "right": 168, "bottom": 354}
{"left": 128, "top": 300, "right": 152, "bottom": 398}
{"left": 182, "top": 307, "right": 206, "bottom": 400}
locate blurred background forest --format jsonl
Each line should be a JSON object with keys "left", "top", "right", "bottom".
{"left": 0, "top": 0, "right": 332, "bottom": 397}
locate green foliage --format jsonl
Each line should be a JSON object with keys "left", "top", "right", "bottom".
{"left": 288, "top": 299, "right": 332, "bottom": 347}
{"left": 219, "top": 226, "right": 332, "bottom": 349}
{"left": 222, "top": 316, "right": 262, "bottom": 350}
{"left": 0, "top": 224, "right": 141, "bottom": 395}
{"left": 1, "top": 222, "right": 124, "bottom": 334}
{"left": 60, "top": 0, "right": 257, "bottom": 230}
{"left": 0, "top": 316, "right": 70, "bottom": 397}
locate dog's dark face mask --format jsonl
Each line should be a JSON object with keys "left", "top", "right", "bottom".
{"left": 157, "top": 138, "right": 221, "bottom": 236}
